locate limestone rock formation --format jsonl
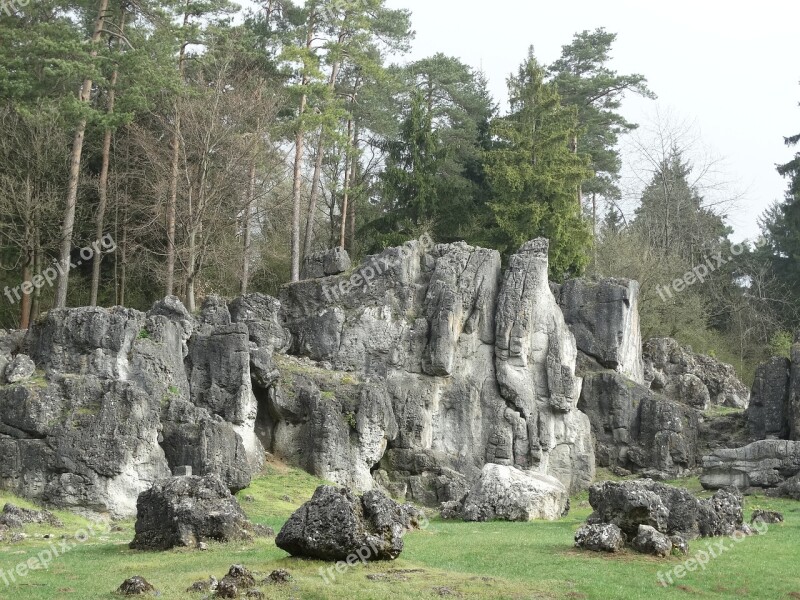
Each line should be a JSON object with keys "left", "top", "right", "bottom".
{"left": 746, "top": 357, "right": 790, "bottom": 440}
{"left": 263, "top": 238, "right": 593, "bottom": 502}
{"left": 574, "top": 523, "right": 625, "bottom": 553}
{"left": 116, "top": 576, "right": 156, "bottom": 595}
{"left": 554, "top": 277, "right": 644, "bottom": 384}
{"left": 302, "top": 247, "right": 352, "bottom": 280}
{"left": 643, "top": 338, "right": 749, "bottom": 409}
{"left": 578, "top": 371, "right": 699, "bottom": 479}
{"left": 0, "top": 503, "right": 62, "bottom": 528}
{"left": 461, "top": 464, "right": 569, "bottom": 522}
{"left": 631, "top": 525, "right": 673, "bottom": 557}
{"left": 0, "top": 238, "right": 607, "bottom": 515}
{"left": 4, "top": 354, "right": 34, "bottom": 384}
{"left": 700, "top": 440, "right": 800, "bottom": 491}
{"left": 0, "top": 297, "right": 263, "bottom": 517}
{"left": 129, "top": 475, "right": 255, "bottom": 551}
{"left": 275, "top": 486, "right": 413, "bottom": 561}
{"left": 587, "top": 479, "right": 743, "bottom": 539}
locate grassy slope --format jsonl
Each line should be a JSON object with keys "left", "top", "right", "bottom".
{"left": 1, "top": 464, "right": 799, "bottom": 600}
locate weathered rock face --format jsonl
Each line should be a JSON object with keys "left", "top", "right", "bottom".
{"left": 460, "top": 464, "right": 569, "bottom": 522}
{"left": 631, "top": 525, "right": 673, "bottom": 557}
{"left": 587, "top": 479, "right": 744, "bottom": 539}
{"left": 578, "top": 370, "right": 699, "bottom": 479}
{"left": 643, "top": 338, "right": 749, "bottom": 409}
{"left": 0, "top": 297, "right": 263, "bottom": 517}
{"left": 129, "top": 475, "right": 256, "bottom": 551}
{"left": 747, "top": 357, "right": 790, "bottom": 440}
{"left": 700, "top": 439, "right": 800, "bottom": 491}
{"left": 301, "top": 247, "right": 352, "bottom": 280}
{"left": 264, "top": 239, "right": 594, "bottom": 500}
{"left": 554, "top": 278, "right": 644, "bottom": 384}
{"left": 275, "top": 486, "right": 413, "bottom": 561}
{"left": 574, "top": 523, "right": 625, "bottom": 553}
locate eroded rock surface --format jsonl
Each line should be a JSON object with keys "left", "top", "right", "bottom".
{"left": 700, "top": 440, "right": 800, "bottom": 492}
{"left": 578, "top": 370, "right": 699, "bottom": 479}
{"left": 587, "top": 479, "right": 743, "bottom": 539}
{"left": 574, "top": 523, "right": 625, "bottom": 553}
{"left": 461, "top": 463, "right": 569, "bottom": 522}
{"left": 275, "top": 486, "right": 414, "bottom": 561}
{"left": 263, "top": 239, "right": 593, "bottom": 502}
{"left": 554, "top": 278, "right": 644, "bottom": 384}
{"left": 643, "top": 338, "right": 749, "bottom": 409}
{"left": 0, "top": 298, "right": 263, "bottom": 517}
{"left": 130, "top": 475, "right": 256, "bottom": 551}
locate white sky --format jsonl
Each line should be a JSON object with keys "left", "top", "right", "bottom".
{"left": 386, "top": 0, "right": 800, "bottom": 242}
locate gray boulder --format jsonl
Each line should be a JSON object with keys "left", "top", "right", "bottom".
{"left": 555, "top": 278, "right": 644, "bottom": 384}
{"left": 574, "top": 523, "right": 625, "bottom": 553}
{"left": 4, "top": 354, "right": 35, "bottom": 384}
{"left": 129, "top": 475, "right": 255, "bottom": 551}
{"left": 631, "top": 524, "right": 672, "bottom": 557}
{"left": 116, "top": 576, "right": 156, "bottom": 595}
{"left": 588, "top": 479, "right": 743, "bottom": 539}
{"left": 778, "top": 473, "right": 800, "bottom": 500}
{"left": 0, "top": 503, "right": 62, "bottom": 528}
{"left": 750, "top": 509, "right": 783, "bottom": 524}
{"left": 301, "top": 247, "right": 352, "bottom": 280}
{"left": 275, "top": 486, "right": 412, "bottom": 561}
{"left": 461, "top": 464, "right": 569, "bottom": 522}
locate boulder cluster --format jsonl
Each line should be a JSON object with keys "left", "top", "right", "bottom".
{"left": 574, "top": 479, "right": 752, "bottom": 556}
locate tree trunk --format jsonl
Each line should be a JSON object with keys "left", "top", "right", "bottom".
{"left": 303, "top": 60, "right": 341, "bottom": 259}
{"left": 166, "top": 11, "right": 191, "bottom": 297}
{"left": 347, "top": 122, "right": 359, "bottom": 252}
{"left": 290, "top": 14, "right": 315, "bottom": 282}
{"left": 54, "top": 0, "right": 110, "bottom": 309}
{"left": 241, "top": 162, "right": 256, "bottom": 295}
{"left": 91, "top": 8, "right": 126, "bottom": 307}
{"left": 30, "top": 228, "right": 41, "bottom": 323}
{"left": 338, "top": 117, "right": 353, "bottom": 249}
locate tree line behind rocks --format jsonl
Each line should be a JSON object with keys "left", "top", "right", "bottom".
{"left": 0, "top": 0, "right": 798, "bottom": 382}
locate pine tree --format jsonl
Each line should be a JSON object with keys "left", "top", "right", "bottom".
{"left": 485, "top": 49, "right": 592, "bottom": 277}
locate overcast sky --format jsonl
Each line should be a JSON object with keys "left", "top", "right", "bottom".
{"left": 385, "top": 0, "right": 800, "bottom": 242}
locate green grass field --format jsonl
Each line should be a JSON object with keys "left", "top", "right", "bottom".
{"left": 1, "top": 462, "right": 799, "bottom": 600}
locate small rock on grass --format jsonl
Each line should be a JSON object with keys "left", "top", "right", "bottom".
{"left": 265, "top": 569, "right": 291, "bottom": 584}
{"left": 186, "top": 576, "right": 218, "bottom": 593}
{"left": 574, "top": 523, "right": 625, "bottom": 553}
{"left": 116, "top": 576, "right": 156, "bottom": 595}
{"left": 221, "top": 565, "right": 255, "bottom": 589}
{"left": 751, "top": 510, "right": 783, "bottom": 524}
